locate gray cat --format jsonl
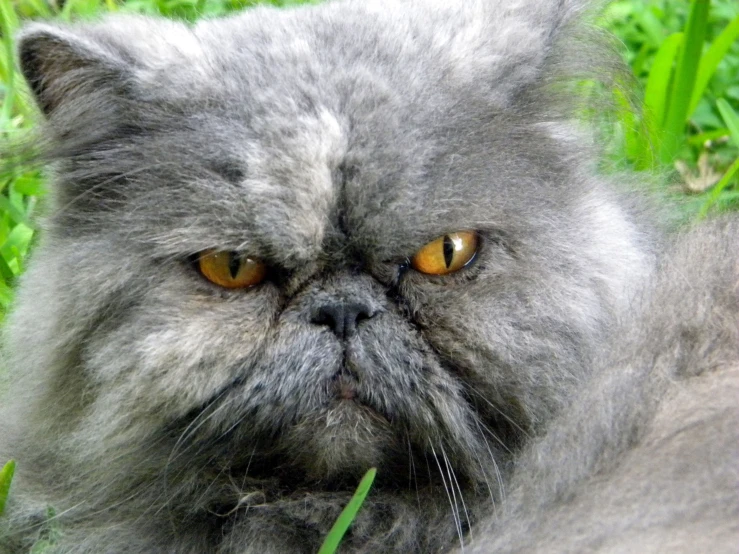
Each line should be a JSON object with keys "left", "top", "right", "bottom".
{"left": 0, "top": 0, "right": 737, "bottom": 552}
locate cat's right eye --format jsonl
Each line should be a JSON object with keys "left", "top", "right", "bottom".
{"left": 197, "top": 250, "right": 267, "bottom": 289}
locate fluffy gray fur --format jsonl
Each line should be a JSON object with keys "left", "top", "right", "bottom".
{"left": 0, "top": 0, "right": 736, "bottom": 552}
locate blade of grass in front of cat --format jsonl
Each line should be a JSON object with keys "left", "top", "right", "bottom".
{"left": 0, "top": 459, "right": 16, "bottom": 516}
{"left": 698, "top": 99, "right": 739, "bottom": 217}
{"left": 612, "top": 87, "right": 643, "bottom": 168}
{"left": 716, "top": 98, "right": 739, "bottom": 147}
{"left": 642, "top": 32, "right": 682, "bottom": 168}
{"left": 18, "top": 0, "right": 54, "bottom": 18}
{"left": 697, "top": 156, "right": 739, "bottom": 218}
{"left": 688, "top": 14, "right": 739, "bottom": 117}
{"left": 318, "top": 468, "right": 377, "bottom": 554}
{"left": 660, "top": 0, "right": 710, "bottom": 165}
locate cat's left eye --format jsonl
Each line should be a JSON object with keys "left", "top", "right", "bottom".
{"left": 197, "top": 250, "right": 267, "bottom": 289}
{"left": 411, "top": 231, "right": 478, "bottom": 275}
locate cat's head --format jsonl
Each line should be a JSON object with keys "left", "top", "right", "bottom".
{"left": 6, "top": 0, "right": 650, "bottom": 547}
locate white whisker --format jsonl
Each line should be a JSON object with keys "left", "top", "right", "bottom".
{"left": 465, "top": 385, "right": 531, "bottom": 440}
{"left": 472, "top": 416, "right": 506, "bottom": 507}
{"left": 441, "top": 442, "right": 472, "bottom": 544}
{"left": 430, "top": 441, "right": 464, "bottom": 550}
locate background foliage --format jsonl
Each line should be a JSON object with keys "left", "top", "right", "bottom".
{"left": 0, "top": 0, "right": 737, "bottom": 324}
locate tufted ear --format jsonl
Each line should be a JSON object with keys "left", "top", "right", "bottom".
{"left": 17, "top": 16, "right": 198, "bottom": 118}
{"left": 403, "top": 0, "right": 605, "bottom": 105}
{"left": 18, "top": 23, "right": 132, "bottom": 117}
{"left": 483, "top": 0, "right": 602, "bottom": 90}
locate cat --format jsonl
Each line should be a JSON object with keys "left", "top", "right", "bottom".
{"left": 0, "top": 0, "right": 737, "bottom": 552}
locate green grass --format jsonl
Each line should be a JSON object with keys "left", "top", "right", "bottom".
{"left": 0, "top": 460, "right": 15, "bottom": 517}
{"left": 318, "top": 468, "right": 377, "bottom": 554}
{"left": 0, "top": 0, "right": 39, "bottom": 317}
{"left": 603, "top": 0, "right": 739, "bottom": 214}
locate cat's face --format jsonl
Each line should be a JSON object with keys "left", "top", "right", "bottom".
{"left": 6, "top": 0, "right": 649, "bottom": 547}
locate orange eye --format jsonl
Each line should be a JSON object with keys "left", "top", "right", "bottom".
{"left": 411, "top": 231, "right": 478, "bottom": 275}
{"left": 197, "top": 250, "right": 267, "bottom": 289}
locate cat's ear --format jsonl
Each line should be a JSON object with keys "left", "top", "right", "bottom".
{"left": 17, "top": 17, "right": 193, "bottom": 117}
{"left": 445, "top": 0, "right": 605, "bottom": 104}
{"left": 18, "top": 23, "right": 131, "bottom": 117}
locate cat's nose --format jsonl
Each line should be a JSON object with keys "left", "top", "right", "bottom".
{"left": 311, "top": 301, "right": 375, "bottom": 339}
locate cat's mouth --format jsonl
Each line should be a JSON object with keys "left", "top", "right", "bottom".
{"left": 165, "top": 335, "right": 498, "bottom": 509}
{"left": 333, "top": 373, "right": 360, "bottom": 401}
{"left": 329, "top": 366, "right": 390, "bottom": 421}
{"left": 183, "top": 377, "right": 467, "bottom": 499}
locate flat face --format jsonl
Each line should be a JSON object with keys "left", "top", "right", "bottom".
{"left": 48, "top": 4, "right": 564, "bottom": 471}
{"left": 5, "top": 0, "right": 649, "bottom": 550}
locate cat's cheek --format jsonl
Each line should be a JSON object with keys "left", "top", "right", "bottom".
{"left": 82, "top": 290, "right": 280, "bottom": 421}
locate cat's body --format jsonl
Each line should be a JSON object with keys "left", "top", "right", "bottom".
{"left": 0, "top": 0, "right": 737, "bottom": 552}
{"left": 470, "top": 217, "right": 739, "bottom": 553}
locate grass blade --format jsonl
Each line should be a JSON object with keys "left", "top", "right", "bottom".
{"left": 698, "top": 156, "right": 739, "bottom": 219}
{"left": 688, "top": 14, "right": 739, "bottom": 117}
{"left": 0, "top": 194, "right": 33, "bottom": 228}
{"left": 661, "top": 0, "right": 710, "bottom": 164}
{"left": 642, "top": 32, "right": 683, "bottom": 167}
{"left": 687, "top": 127, "right": 732, "bottom": 146}
{"left": 634, "top": 4, "right": 665, "bottom": 47}
{"left": 318, "top": 468, "right": 377, "bottom": 554}
{"left": 0, "top": 459, "right": 16, "bottom": 516}
{"left": 612, "top": 87, "right": 645, "bottom": 168}
{"left": 21, "top": 0, "right": 53, "bottom": 18}
{"left": 644, "top": 33, "right": 683, "bottom": 130}
{"left": 0, "top": 0, "right": 20, "bottom": 123}
{"left": 716, "top": 98, "right": 739, "bottom": 147}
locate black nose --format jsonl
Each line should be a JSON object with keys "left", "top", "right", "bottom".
{"left": 311, "top": 301, "right": 375, "bottom": 339}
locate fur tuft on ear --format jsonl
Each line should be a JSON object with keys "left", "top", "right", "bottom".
{"left": 387, "top": 0, "right": 608, "bottom": 105}
{"left": 17, "top": 16, "right": 198, "bottom": 118}
{"left": 18, "top": 24, "right": 129, "bottom": 116}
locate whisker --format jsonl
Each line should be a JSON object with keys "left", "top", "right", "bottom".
{"left": 464, "top": 385, "right": 531, "bottom": 440}
{"left": 161, "top": 389, "right": 238, "bottom": 526}
{"left": 429, "top": 441, "right": 464, "bottom": 550}
{"left": 471, "top": 417, "right": 503, "bottom": 509}
{"left": 1, "top": 501, "right": 87, "bottom": 540}
{"left": 193, "top": 461, "right": 229, "bottom": 513}
{"left": 441, "top": 442, "right": 472, "bottom": 544}
{"left": 167, "top": 389, "right": 234, "bottom": 467}
{"left": 241, "top": 441, "right": 259, "bottom": 491}
{"left": 407, "top": 432, "right": 421, "bottom": 510}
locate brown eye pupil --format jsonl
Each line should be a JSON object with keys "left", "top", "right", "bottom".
{"left": 443, "top": 235, "right": 454, "bottom": 268}
{"left": 228, "top": 251, "right": 241, "bottom": 279}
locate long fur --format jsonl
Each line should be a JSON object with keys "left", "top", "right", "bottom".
{"left": 0, "top": 1, "right": 736, "bottom": 552}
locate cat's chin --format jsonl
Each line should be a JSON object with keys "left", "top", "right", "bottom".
{"left": 183, "top": 355, "right": 488, "bottom": 508}
{"left": 221, "top": 399, "right": 438, "bottom": 496}
{"left": 285, "top": 399, "right": 397, "bottom": 481}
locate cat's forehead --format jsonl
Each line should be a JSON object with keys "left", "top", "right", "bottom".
{"left": 31, "top": 0, "right": 578, "bottom": 265}
{"left": 134, "top": 3, "right": 551, "bottom": 262}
